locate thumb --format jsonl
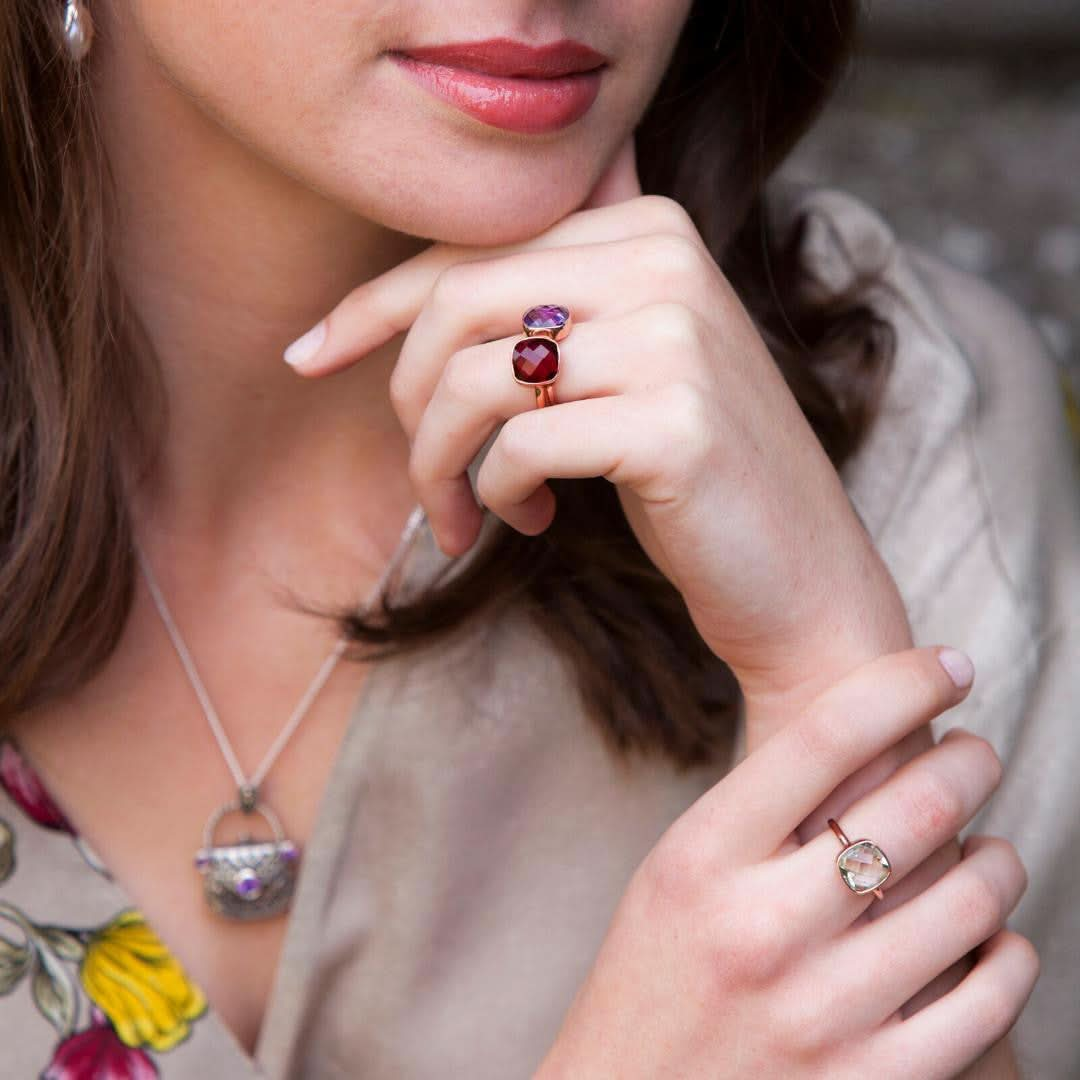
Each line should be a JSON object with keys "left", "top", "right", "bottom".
{"left": 581, "top": 132, "right": 643, "bottom": 210}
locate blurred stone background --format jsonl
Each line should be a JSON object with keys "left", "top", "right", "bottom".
{"left": 780, "top": 0, "right": 1080, "bottom": 430}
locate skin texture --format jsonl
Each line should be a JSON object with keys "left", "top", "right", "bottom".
{"left": 9, "top": 0, "right": 1030, "bottom": 1068}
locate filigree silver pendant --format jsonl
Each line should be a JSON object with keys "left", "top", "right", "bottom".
{"left": 194, "top": 789, "right": 299, "bottom": 921}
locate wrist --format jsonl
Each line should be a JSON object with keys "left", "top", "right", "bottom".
{"left": 731, "top": 563, "right": 915, "bottom": 754}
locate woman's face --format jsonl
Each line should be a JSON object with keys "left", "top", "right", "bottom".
{"left": 110, "top": 1, "right": 695, "bottom": 244}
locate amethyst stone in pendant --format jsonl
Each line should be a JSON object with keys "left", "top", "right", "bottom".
{"left": 522, "top": 304, "right": 570, "bottom": 338}
{"left": 235, "top": 868, "right": 263, "bottom": 899}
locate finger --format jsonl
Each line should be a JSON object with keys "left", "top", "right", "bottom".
{"left": 409, "top": 305, "right": 709, "bottom": 553}
{"left": 470, "top": 382, "right": 713, "bottom": 538}
{"left": 678, "top": 646, "right": 976, "bottom": 865}
{"left": 463, "top": 393, "right": 650, "bottom": 542}
{"left": 284, "top": 197, "right": 699, "bottom": 378}
{"left": 391, "top": 228, "right": 715, "bottom": 437}
{"left": 865, "top": 928, "right": 1040, "bottom": 1080}
{"left": 777, "top": 727, "right": 1003, "bottom": 942}
{"left": 800, "top": 834, "right": 1025, "bottom": 1036}
{"left": 581, "top": 131, "right": 643, "bottom": 210}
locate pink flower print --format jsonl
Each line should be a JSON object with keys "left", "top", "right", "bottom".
{"left": 0, "top": 738, "right": 75, "bottom": 834}
{"left": 42, "top": 1008, "right": 159, "bottom": 1080}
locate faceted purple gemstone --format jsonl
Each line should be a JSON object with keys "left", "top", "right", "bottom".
{"left": 235, "top": 869, "right": 263, "bottom": 898}
{"left": 512, "top": 337, "right": 559, "bottom": 384}
{"left": 194, "top": 851, "right": 211, "bottom": 870}
{"left": 279, "top": 843, "right": 299, "bottom": 862}
{"left": 522, "top": 304, "right": 569, "bottom": 335}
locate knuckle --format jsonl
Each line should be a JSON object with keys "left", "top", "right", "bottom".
{"left": 657, "top": 375, "right": 709, "bottom": 431}
{"left": 647, "top": 301, "right": 703, "bottom": 354}
{"left": 639, "top": 194, "right": 697, "bottom": 237}
{"left": 1012, "top": 931, "right": 1042, "bottom": 985}
{"left": 638, "top": 832, "right": 791, "bottom": 993}
{"left": 441, "top": 348, "right": 480, "bottom": 403}
{"left": 712, "top": 902, "right": 784, "bottom": 990}
{"left": 942, "top": 730, "right": 1003, "bottom": 788}
{"left": 707, "top": 873, "right": 797, "bottom": 989}
{"left": 640, "top": 232, "right": 708, "bottom": 285}
{"left": 492, "top": 414, "right": 533, "bottom": 472}
{"left": 898, "top": 766, "right": 965, "bottom": 844}
{"left": 637, "top": 828, "right": 711, "bottom": 915}
{"left": 963, "top": 834, "right": 1029, "bottom": 897}
{"left": 430, "top": 261, "right": 474, "bottom": 309}
{"left": 948, "top": 868, "right": 1004, "bottom": 939}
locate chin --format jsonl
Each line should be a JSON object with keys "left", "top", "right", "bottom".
{"left": 311, "top": 109, "right": 606, "bottom": 247}
{"left": 419, "top": 197, "right": 582, "bottom": 247}
{"left": 355, "top": 169, "right": 595, "bottom": 248}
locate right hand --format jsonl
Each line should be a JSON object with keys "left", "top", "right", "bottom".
{"left": 534, "top": 646, "right": 1040, "bottom": 1080}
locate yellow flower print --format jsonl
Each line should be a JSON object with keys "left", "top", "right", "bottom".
{"left": 80, "top": 909, "right": 207, "bottom": 1051}
{"left": 1063, "top": 373, "right": 1080, "bottom": 452}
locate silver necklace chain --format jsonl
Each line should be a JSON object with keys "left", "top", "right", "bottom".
{"left": 133, "top": 503, "right": 428, "bottom": 794}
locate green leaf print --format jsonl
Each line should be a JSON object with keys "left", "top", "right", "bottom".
{"left": 0, "top": 934, "right": 30, "bottom": 995}
{"left": 0, "top": 818, "right": 12, "bottom": 884}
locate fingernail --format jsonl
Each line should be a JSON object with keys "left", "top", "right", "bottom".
{"left": 283, "top": 319, "right": 327, "bottom": 368}
{"left": 937, "top": 647, "right": 975, "bottom": 690}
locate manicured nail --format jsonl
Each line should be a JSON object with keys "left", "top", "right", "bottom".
{"left": 283, "top": 319, "right": 327, "bottom": 368}
{"left": 937, "top": 647, "right": 975, "bottom": 690}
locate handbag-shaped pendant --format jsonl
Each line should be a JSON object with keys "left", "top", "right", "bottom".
{"left": 194, "top": 789, "right": 299, "bottom": 921}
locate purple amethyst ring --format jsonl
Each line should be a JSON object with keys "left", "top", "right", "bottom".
{"left": 511, "top": 304, "right": 572, "bottom": 409}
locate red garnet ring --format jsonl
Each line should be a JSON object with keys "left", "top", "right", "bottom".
{"left": 513, "top": 304, "right": 572, "bottom": 409}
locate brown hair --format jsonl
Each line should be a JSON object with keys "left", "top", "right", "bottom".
{"left": 1, "top": 1, "right": 894, "bottom": 769}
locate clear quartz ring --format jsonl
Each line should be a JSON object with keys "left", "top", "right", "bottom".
{"left": 828, "top": 817, "right": 891, "bottom": 901}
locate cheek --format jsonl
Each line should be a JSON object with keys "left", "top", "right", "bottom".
{"left": 127, "top": 0, "right": 695, "bottom": 246}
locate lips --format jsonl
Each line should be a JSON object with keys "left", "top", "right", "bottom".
{"left": 393, "top": 37, "right": 608, "bottom": 78}
{"left": 388, "top": 37, "right": 609, "bottom": 134}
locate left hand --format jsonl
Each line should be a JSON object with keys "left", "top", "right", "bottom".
{"left": 286, "top": 134, "right": 910, "bottom": 718}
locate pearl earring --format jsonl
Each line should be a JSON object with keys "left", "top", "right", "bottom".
{"left": 61, "top": 0, "right": 94, "bottom": 62}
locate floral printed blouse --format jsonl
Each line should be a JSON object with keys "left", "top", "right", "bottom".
{"left": 1, "top": 187, "right": 1079, "bottom": 1080}
{"left": 0, "top": 736, "right": 239, "bottom": 1078}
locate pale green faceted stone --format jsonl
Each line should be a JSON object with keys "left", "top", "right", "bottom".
{"left": 837, "top": 840, "right": 891, "bottom": 893}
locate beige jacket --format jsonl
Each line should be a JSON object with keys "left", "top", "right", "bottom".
{"left": 0, "top": 186, "right": 1077, "bottom": 1079}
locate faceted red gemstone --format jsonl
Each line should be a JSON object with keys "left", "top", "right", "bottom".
{"left": 512, "top": 336, "right": 559, "bottom": 384}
